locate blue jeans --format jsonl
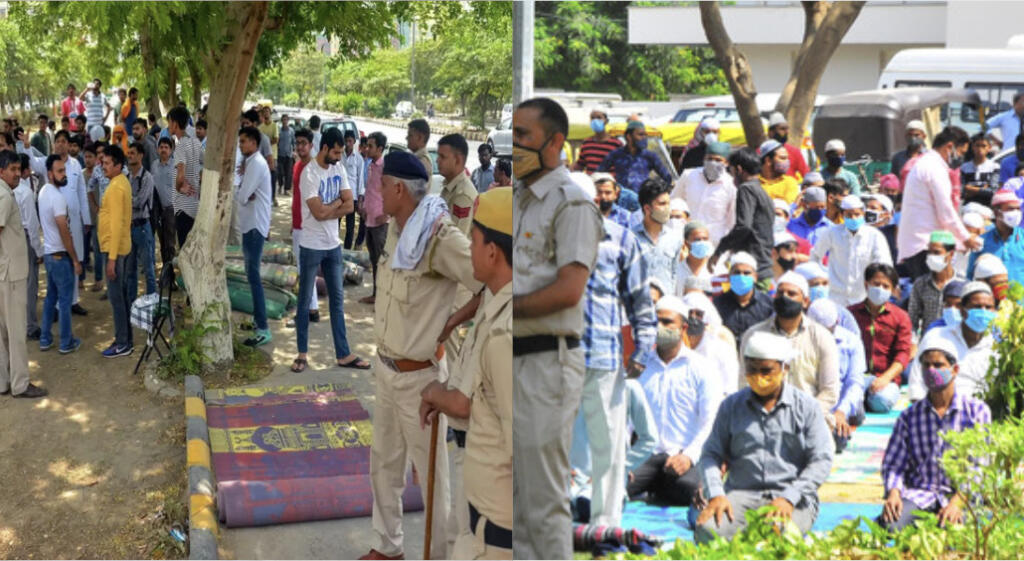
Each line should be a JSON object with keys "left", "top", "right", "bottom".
{"left": 41, "top": 254, "right": 75, "bottom": 349}
{"left": 126, "top": 222, "right": 157, "bottom": 304}
{"left": 107, "top": 256, "right": 132, "bottom": 347}
{"left": 864, "top": 374, "right": 901, "bottom": 413}
{"left": 91, "top": 225, "right": 105, "bottom": 282}
{"left": 296, "top": 245, "right": 351, "bottom": 358}
{"left": 242, "top": 229, "right": 268, "bottom": 331}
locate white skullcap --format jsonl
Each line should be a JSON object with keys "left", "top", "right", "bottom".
{"left": 729, "top": 251, "right": 757, "bottom": 271}
{"left": 963, "top": 202, "right": 994, "bottom": 220}
{"left": 591, "top": 172, "right": 616, "bottom": 185}
{"left": 649, "top": 277, "right": 667, "bottom": 296}
{"left": 840, "top": 194, "right": 864, "bottom": 210}
{"left": 774, "top": 231, "right": 797, "bottom": 247}
{"left": 807, "top": 298, "right": 839, "bottom": 329}
{"left": 670, "top": 198, "right": 689, "bottom": 214}
{"left": 961, "top": 280, "right": 993, "bottom": 301}
{"left": 824, "top": 139, "right": 846, "bottom": 153}
{"left": 569, "top": 172, "right": 597, "bottom": 200}
{"left": 682, "top": 292, "right": 723, "bottom": 328}
{"left": 776, "top": 271, "right": 809, "bottom": 298}
{"left": 962, "top": 212, "right": 985, "bottom": 230}
{"left": 905, "top": 119, "right": 926, "bottom": 133}
{"left": 744, "top": 331, "right": 794, "bottom": 363}
{"left": 700, "top": 117, "right": 721, "bottom": 130}
{"left": 768, "top": 112, "right": 787, "bottom": 128}
{"left": 795, "top": 261, "right": 828, "bottom": 281}
{"left": 773, "top": 198, "right": 790, "bottom": 214}
{"left": 655, "top": 294, "right": 688, "bottom": 319}
{"left": 862, "top": 193, "right": 893, "bottom": 213}
{"left": 89, "top": 125, "right": 105, "bottom": 142}
{"left": 917, "top": 336, "right": 960, "bottom": 362}
{"left": 973, "top": 254, "right": 1008, "bottom": 280}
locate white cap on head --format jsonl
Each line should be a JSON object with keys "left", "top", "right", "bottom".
{"left": 795, "top": 261, "right": 828, "bottom": 281}
{"left": 701, "top": 117, "right": 721, "bottom": 130}
{"left": 655, "top": 294, "right": 689, "bottom": 319}
{"left": 962, "top": 212, "right": 985, "bottom": 230}
{"left": 649, "top": 277, "right": 667, "bottom": 296}
{"left": 773, "top": 198, "right": 790, "bottom": 215}
{"left": 807, "top": 298, "right": 839, "bottom": 329}
{"left": 729, "top": 251, "right": 757, "bottom": 271}
{"left": 906, "top": 119, "right": 926, "bottom": 133}
{"left": 744, "top": 331, "right": 794, "bottom": 363}
{"left": 973, "top": 254, "right": 1008, "bottom": 280}
{"left": 862, "top": 193, "right": 894, "bottom": 213}
{"left": 840, "top": 194, "right": 864, "bottom": 211}
{"left": 768, "top": 112, "right": 787, "bottom": 128}
{"left": 824, "top": 139, "right": 846, "bottom": 153}
{"left": 569, "top": 172, "right": 597, "bottom": 200}
{"left": 774, "top": 231, "right": 797, "bottom": 247}
{"left": 671, "top": 198, "right": 689, "bottom": 214}
{"left": 917, "top": 336, "right": 960, "bottom": 362}
{"left": 776, "top": 271, "right": 809, "bottom": 298}
{"left": 963, "top": 202, "right": 994, "bottom": 220}
{"left": 961, "top": 280, "right": 993, "bottom": 301}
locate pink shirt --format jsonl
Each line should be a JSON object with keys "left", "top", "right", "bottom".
{"left": 61, "top": 97, "right": 86, "bottom": 132}
{"left": 896, "top": 150, "right": 970, "bottom": 261}
{"left": 364, "top": 156, "right": 388, "bottom": 228}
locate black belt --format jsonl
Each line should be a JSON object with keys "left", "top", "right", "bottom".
{"left": 468, "top": 502, "right": 512, "bottom": 549}
{"left": 452, "top": 429, "right": 466, "bottom": 448}
{"left": 512, "top": 335, "right": 579, "bottom": 357}
{"left": 46, "top": 251, "right": 69, "bottom": 259}
{"left": 132, "top": 218, "right": 150, "bottom": 227}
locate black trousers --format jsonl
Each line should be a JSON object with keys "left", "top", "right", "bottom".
{"left": 155, "top": 205, "right": 176, "bottom": 265}
{"left": 344, "top": 210, "right": 366, "bottom": 250}
{"left": 175, "top": 211, "right": 195, "bottom": 249}
{"left": 626, "top": 452, "right": 702, "bottom": 506}
{"left": 900, "top": 249, "right": 929, "bottom": 282}
{"left": 366, "top": 224, "right": 388, "bottom": 297}
{"left": 278, "top": 156, "right": 294, "bottom": 193}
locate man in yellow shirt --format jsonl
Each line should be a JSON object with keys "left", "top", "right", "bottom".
{"left": 758, "top": 139, "right": 800, "bottom": 204}
{"left": 97, "top": 145, "right": 134, "bottom": 358}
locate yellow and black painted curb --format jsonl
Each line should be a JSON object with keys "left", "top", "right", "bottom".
{"left": 185, "top": 375, "right": 218, "bottom": 560}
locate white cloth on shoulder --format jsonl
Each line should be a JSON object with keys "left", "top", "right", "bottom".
{"left": 391, "top": 195, "right": 450, "bottom": 270}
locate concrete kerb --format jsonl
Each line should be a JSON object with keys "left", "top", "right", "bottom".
{"left": 185, "top": 375, "right": 219, "bottom": 560}
{"left": 355, "top": 115, "right": 490, "bottom": 142}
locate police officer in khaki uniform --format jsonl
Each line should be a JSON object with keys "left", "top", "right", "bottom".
{"left": 406, "top": 118, "right": 433, "bottom": 178}
{"left": 419, "top": 187, "right": 513, "bottom": 559}
{"left": 359, "top": 151, "right": 483, "bottom": 561}
{"left": 512, "top": 98, "right": 602, "bottom": 559}
{"left": 437, "top": 133, "right": 478, "bottom": 236}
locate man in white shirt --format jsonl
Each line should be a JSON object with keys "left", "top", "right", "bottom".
{"left": 79, "top": 78, "right": 111, "bottom": 132}
{"left": 907, "top": 281, "right": 998, "bottom": 401}
{"left": 811, "top": 195, "right": 892, "bottom": 307}
{"left": 38, "top": 155, "right": 83, "bottom": 354}
{"left": 14, "top": 158, "right": 43, "bottom": 339}
{"left": 342, "top": 130, "right": 365, "bottom": 251}
{"left": 671, "top": 141, "right": 735, "bottom": 245}
{"left": 629, "top": 295, "right": 722, "bottom": 506}
{"left": 289, "top": 127, "right": 366, "bottom": 374}
{"left": 236, "top": 126, "right": 273, "bottom": 347}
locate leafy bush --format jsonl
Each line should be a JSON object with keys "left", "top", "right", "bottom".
{"left": 341, "top": 92, "right": 363, "bottom": 115}
{"left": 984, "top": 281, "right": 1024, "bottom": 420}
{"left": 323, "top": 91, "right": 345, "bottom": 113}
{"left": 365, "top": 96, "right": 391, "bottom": 118}
{"left": 281, "top": 92, "right": 300, "bottom": 107}
{"left": 156, "top": 309, "right": 219, "bottom": 381}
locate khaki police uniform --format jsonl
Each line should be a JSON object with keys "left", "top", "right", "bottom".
{"left": 0, "top": 183, "right": 29, "bottom": 395}
{"left": 513, "top": 166, "right": 602, "bottom": 559}
{"left": 452, "top": 282, "right": 513, "bottom": 560}
{"left": 414, "top": 146, "right": 433, "bottom": 183}
{"left": 370, "top": 211, "right": 483, "bottom": 560}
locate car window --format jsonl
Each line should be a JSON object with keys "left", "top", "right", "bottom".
{"left": 671, "top": 108, "right": 742, "bottom": 123}
{"left": 499, "top": 118, "right": 511, "bottom": 130}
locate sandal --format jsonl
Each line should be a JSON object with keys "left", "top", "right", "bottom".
{"left": 290, "top": 358, "right": 307, "bottom": 373}
{"left": 337, "top": 356, "right": 371, "bottom": 370}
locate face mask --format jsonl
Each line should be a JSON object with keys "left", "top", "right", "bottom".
{"left": 777, "top": 256, "right": 795, "bottom": 271}
{"left": 689, "top": 240, "right": 713, "bottom": 260}
{"left": 704, "top": 132, "right": 718, "bottom": 144}
{"left": 774, "top": 216, "right": 788, "bottom": 234}
{"left": 656, "top": 326, "right": 682, "bottom": 351}
{"left": 908, "top": 137, "right": 924, "bottom": 151}
{"left": 773, "top": 295, "right": 803, "bottom": 319}
{"left": 773, "top": 159, "right": 790, "bottom": 175}
{"left": 634, "top": 137, "right": 648, "bottom": 150}
{"left": 668, "top": 217, "right": 686, "bottom": 231}
{"left": 772, "top": 132, "right": 788, "bottom": 144}
{"left": 965, "top": 307, "right": 997, "bottom": 333}
{"left": 923, "top": 366, "right": 955, "bottom": 390}
{"left": 703, "top": 160, "right": 725, "bottom": 183}
{"left": 598, "top": 199, "right": 614, "bottom": 213}
{"left": 512, "top": 136, "right": 551, "bottom": 180}
{"left": 865, "top": 210, "right": 880, "bottom": 225}
{"left": 993, "top": 282, "right": 1009, "bottom": 302}
{"left": 949, "top": 153, "right": 964, "bottom": 168}
{"left": 686, "top": 318, "right": 706, "bottom": 340}
{"left": 891, "top": 211, "right": 902, "bottom": 226}
{"left": 926, "top": 253, "right": 948, "bottom": 273}
{"left": 867, "top": 285, "right": 891, "bottom": 306}
{"left": 827, "top": 155, "right": 845, "bottom": 169}
{"left": 805, "top": 208, "right": 824, "bottom": 224}
{"left": 590, "top": 119, "right": 605, "bottom": 134}
{"left": 809, "top": 285, "right": 829, "bottom": 302}
{"left": 942, "top": 306, "right": 962, "bottom": 326}
{"left": 730, "top": 273, "right": 754, "bottom": 296}
{"left": 1001, "top": 210, "right": 1023, "bottom": 228}
{"left": 747, "top": 371, "right": 785, "bottom": 397}
{"left": 650, "top": 206, "right": 670, "bottom": 225}
{"left": 845, "top": 216, "right": 865, "bottom": 232}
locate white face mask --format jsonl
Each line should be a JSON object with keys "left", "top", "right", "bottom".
{"left": 1001, "top": 209, "right": 1023, "bottom": 228}
{"left": 926, "top": 253, "right": 948, "bottom": 273}
{"left": 773, "top": 215, "right": 788, "bottom": 234}
{"left": 668, "top": 217, "right": 686, "bottom": 232}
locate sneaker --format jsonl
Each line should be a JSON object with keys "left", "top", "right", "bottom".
{"left": 244, "top": 329, "right": 272, "bottom": 347}
{"left": 71, "top": 304, "right": 88, "bottom": 316}
{"left": 13, "top": 383, "right": 48, "bottom": 399}
{"left": 310, "top": 310, "right": 320, "bottom": 323}
{"left": 102, "top": 344, "right": 134, "bottom": 358}
{"left": 39, "top": 340, "right": 54, "bottom": 352}
{"left": 26, "top": 328, "right": 41, "bottom": 341}
{"left": 59, "top": 338, "right": 82, "bottom": 354}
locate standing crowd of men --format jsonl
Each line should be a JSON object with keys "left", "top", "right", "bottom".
{"left": 513, "top": 96, "right": 1018, "bottom": 558}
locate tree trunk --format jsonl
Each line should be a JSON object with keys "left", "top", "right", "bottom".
{"left": 167, "top": 64, "right": 179, "bottom": 108}
{"left": 177, "top": 1, "right": 269, "bottom": 369}
{"left": 774, "top": 1, "right": 828, "bottom": 121}
{"left": 140, "top": 19, "right": 162, "bottom": 118}
{"left": 188, "top": 59, "right": 203, "bottom": 112}
{"left": 699, "top": 2, "right": 764, "bottom": 148}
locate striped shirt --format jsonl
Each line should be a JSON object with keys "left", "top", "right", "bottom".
{"left": 574, "top": 137, "right": 622, "bottom": 173}
{"left": 882, "top": 392, "right": 990, "bottom": 509}
{"left": 172, "top": 134, "right": 203, "bottom": 218}
{"left": 582, "top": 218, "right": 656, "bottom": 371}
{"left": 84, "top": 91, "right": 107, "bottom": 129}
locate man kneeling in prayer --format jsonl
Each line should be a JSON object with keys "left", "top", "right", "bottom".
{"left": 695, "top": 331, "right": 834, "bottom": 543}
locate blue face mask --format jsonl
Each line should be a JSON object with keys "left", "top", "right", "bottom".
{"left": 891, "top": 211, "right": 902, "bottom": 226}
{"left": 942, "top": 307, "right": 962, "bottom": 326}
{"left": 729, "top": 273, "right": 755, "bottom": 296}
{"left": 845, "top": 216, "right": 865, "bottom": 232}
{"left": 924, "top": 366, "right": 955, "bottom": 390}
{"left": 964, "top": 308, "right": 997, "bottom": 333}
{"left": 809, "top": 285, "right": 829, "bottom": 302}
{"left": 590, "top": 118, "right": 605, "bottom": 134}
{"left": 805, "top": 208, "right": 824, "bottom": 225}
{"left": 634, "top": 138, "right": 648, "bottom": 150}
{"left": 689, "top": 240, "right": 713, "bottom": 260}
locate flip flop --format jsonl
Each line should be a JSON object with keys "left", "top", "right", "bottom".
{"left": 337, "top": 357, "right": 371, "bottom": 370}
{"left": 290, "top": 358, "right": 307, "bottom": 373}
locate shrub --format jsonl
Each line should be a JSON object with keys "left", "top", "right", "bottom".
{"left": 341, "top": 92, "right": 363, "bottom": 115}
{"left": 984, "top": 281, "right": 1024, "bottom": 420}
{"left": 282, "top": 92, "right": 300, "bottom": 107}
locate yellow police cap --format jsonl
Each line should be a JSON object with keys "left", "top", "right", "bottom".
{"left": 473, "top": 187, "right": 512, "bottom": 236}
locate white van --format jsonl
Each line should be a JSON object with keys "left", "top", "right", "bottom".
{"left": 669, "top": 93, "right": 829, "bottom": 124}
{"left": 878, "top": 48, "right": 1024, "bottom": 133}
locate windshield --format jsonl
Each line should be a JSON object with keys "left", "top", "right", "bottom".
{"left": 671, "top": 108, "right": 742, "bottom": 123}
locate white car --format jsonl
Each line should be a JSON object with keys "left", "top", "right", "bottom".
{"left": 487, "top": 117, "right": 512, "bottom": 157}
{"left": 501, "top": 103, "right": 513, "bottom": 122}
{"left": 386, "top": 142, "right": 443, "bottom": 194}
{"left": 394, "top": 101, "right": 414, "bottom": 119}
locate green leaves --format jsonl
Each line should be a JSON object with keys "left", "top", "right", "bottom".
{"left": 984, "top": 281, "right": 1024, "bottom": 421}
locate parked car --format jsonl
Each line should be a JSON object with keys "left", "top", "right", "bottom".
{"left": 394, "top": 101, "right": 415, "bottom": 119}
{"left": 320, "top": 118, "right": 360, "bottom": 141}
{"left": 487, "top": 117, "right": 512, "bottom": 157}
{"left": 501, "top": 103, "right": 513, "bottom": 122}
{"left": 385, "top": 141, "right": 443, "bottom": 194}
